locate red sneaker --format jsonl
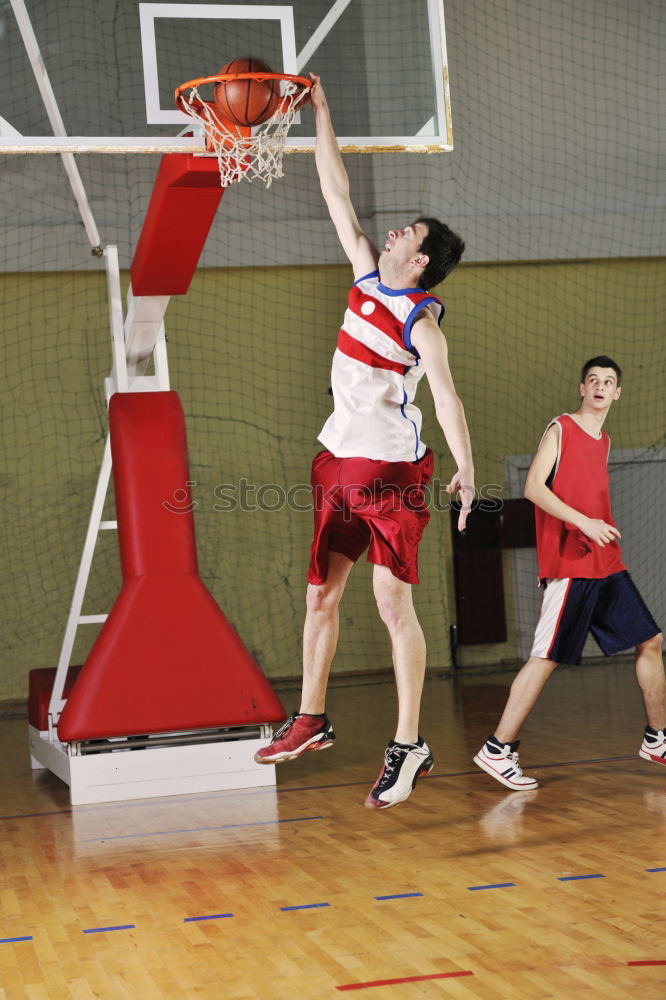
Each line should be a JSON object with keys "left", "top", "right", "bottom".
{"left": 254, "top": 713, "right": 336, "bottom": 764}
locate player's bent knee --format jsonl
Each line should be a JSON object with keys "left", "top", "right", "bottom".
{"left": 374, "top": 594, "right": 415, "bottom": 631}
{"left": 525, "top": 656, "right": 558, "bottom": 676}
{"left": 306, "top": 582, "right": 343, "bottom": 614}
{"left": 637, "top": 632, "right": 664, "bottom": 655}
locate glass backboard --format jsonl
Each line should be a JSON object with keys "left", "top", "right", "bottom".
{"left": 0, "top": 0, "right": 453, "bottom": 153}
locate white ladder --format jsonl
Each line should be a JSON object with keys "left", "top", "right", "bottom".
{"left": 47, "top": 245, "right": 171, "bottom": 734}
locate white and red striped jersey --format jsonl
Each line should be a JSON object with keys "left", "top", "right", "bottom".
{"left": 318, "top": 271, "right": 444, "bottom": 461}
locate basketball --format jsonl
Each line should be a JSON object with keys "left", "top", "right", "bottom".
{"left": 213, "top": 57, "right": 280, "bottom": 127}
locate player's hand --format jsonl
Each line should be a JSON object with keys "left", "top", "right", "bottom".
{"left": 446, "top": 472, "right": 475, "bottom": 532}
{"left": 581, "top": 517, "right": 621, "bottom": 547}
{"left": 308, "top": 72, "right": 326, "bottom": 112}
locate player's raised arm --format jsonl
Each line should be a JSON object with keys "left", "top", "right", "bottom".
{"left": 309, "top": 74, "right": 377, "bottom": 279}
{"left": 410, "top": 311, "right": 475, "bottom": 531}
{"left": 524, "top": 424, "right": 620, "bottom": 546}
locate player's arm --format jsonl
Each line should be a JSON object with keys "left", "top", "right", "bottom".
{"left": 410, "top": 311, "right": 474, "bottom": 531}
{"left": 309, "top": 74, "right": 377, "bottom": 280}
{"left": 524, "top": 424, "right": 620, "bottom": 546}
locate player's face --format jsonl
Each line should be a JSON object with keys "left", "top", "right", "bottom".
{"left": 579, "top": 368, "right": 621, "bottom": 409}
{"left": 381, "top": 221, "right": 428, "bottom": 266}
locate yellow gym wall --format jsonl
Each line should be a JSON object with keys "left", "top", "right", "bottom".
{"left": 1, "top": 256, "right": 664, "bottom": 703}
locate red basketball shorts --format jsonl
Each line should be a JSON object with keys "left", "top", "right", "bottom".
{"left": 307, "top": 448, "right": 434, "bottom": 586}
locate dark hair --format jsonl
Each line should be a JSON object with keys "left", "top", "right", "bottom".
{"left": 414, "top": 217, "right": 465, "bottom": 290}
{"left": 580, "top": 355, "right": 622, "bottom": 385}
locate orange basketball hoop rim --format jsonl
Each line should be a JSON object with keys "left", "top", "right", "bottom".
{"left": 175, "top": 71, "right": 312, "bottom": 103}
{"left": 174, "top": 72, "right": 312, "bottom": 188}
{"left": 175, "top": 72, "right": 312, "bottom": 145}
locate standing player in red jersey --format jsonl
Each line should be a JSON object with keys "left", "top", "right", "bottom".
{"left": 474, "top": 356, "right": 666, "bottom": 790}
{"left": 255, "top": 75, "right": 475, "bottom": 809}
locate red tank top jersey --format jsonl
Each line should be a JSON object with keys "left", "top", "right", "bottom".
{"left": 535, "top": 413, "right": 626, "bottom": 579}
{"left": 318, "top": 271, "right": 444, "bottom": 461}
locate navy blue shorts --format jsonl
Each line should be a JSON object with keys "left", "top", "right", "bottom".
{"left": 531, "top": 571, "right": 661, "bottom": 665}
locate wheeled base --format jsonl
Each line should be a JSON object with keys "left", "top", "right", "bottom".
{"left": 29, "top": 723, "right": 276, "bottom": 805}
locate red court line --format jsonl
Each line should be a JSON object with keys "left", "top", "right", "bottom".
{"left": 627, "top": 960, "right": 666, "bottom": 967}
{"left": 336, "top": 970, "right": 474, "bottom": 991}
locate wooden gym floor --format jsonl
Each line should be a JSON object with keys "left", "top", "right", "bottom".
{"left": 0, "top": 659, "right": 664, "bottom": 999}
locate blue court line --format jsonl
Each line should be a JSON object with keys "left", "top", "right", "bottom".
{"left": 0, "top": 863, "right": 658, "bottom": 947}
{"left": 467, "top": 883, "right": 515, "bottom": 891}
{"left": 82, "top": 924, "right": 135, "bottom": 934}
{"left": 280, "top": 902, "right": 331, "bottom": 912}
{"left": 82, "top": 814, "right": 323, "bottom": 842}
{"left": 557, "top": 874, "right": 604, "bottom": 881}
{"left": 375, "top": 893, "right": 423, "bottom": 900}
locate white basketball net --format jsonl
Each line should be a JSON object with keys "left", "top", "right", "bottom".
{"left": 178, "top": 80, "right": 310, "bottom": 188}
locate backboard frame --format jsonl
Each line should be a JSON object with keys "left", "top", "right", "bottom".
{"left": 0, "top": 0, "right": 454, "bottom": 154}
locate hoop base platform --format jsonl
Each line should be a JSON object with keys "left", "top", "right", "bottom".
{"left": 29, "top": 724, "right": 276, "bottom": 805}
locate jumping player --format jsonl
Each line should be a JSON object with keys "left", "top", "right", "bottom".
{"left": 255, "top": 74, "right": 475, "bottom": 809}
{"left": 474, "top": 356, "right": 666, "bottom": 790}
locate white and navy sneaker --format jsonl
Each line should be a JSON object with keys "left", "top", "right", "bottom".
{"left": 639, "top": 727, "right": 666, "bottom": 766}
{"left": 364, "top": 738, "right": 434, "bottom": 810}
{"left": 473, "top": 735, "right": 538, "bottom": 790}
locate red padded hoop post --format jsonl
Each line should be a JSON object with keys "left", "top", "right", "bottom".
{"left": 57, "top": 391, "right": 286, "bottom": 741}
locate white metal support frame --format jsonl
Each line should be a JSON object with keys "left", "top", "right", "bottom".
{"left": 13, "top": 0, "right": 278, "bottom": 802}
{"left": 105, "top": 246, "right": 130, "bottom": 395}
{"left": 29, "top": 256, "right": 278, "bottom": 803}
{"left": 47, "top": 249, "right": 172, "bottom": 733}
{"left": 46, "top": 435, "right": 113, "bottom": 731}
{"left": 31, "top": 257, "right": 278, "bottom": 804}
{"left": 9, "top": 0, "right": 102, "bottom": 251}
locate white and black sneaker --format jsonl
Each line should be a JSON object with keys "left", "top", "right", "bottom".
{"left": 364, "top": 738, "right": 434, "bottom": 810}
{"left": 474, "top": 735, "right": 538, "bottom": 790}
{"left": 639, "top": 726, "right": 666, "bottom": 766}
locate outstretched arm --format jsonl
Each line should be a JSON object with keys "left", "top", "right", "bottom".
{"left": 525, "top": 424, "right": 621, "bottom": 546}
{"left": 410, "top": 312, "right": 474, "bottom": 531}
{"left": 310, "top": 74, "right": 377, "bottom": 279}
